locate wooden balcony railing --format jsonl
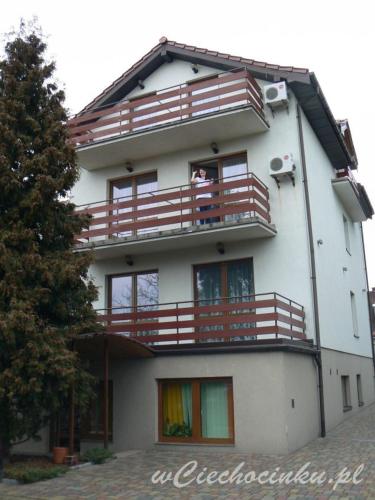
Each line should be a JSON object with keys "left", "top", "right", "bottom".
{"left": 96, "top": 293, "right": 306, "bottom": 345}
{"left": 67, "top": 68, "right": 264, "bottom": 146}
{"left": 75, "top": 172, "right": 271, "bottom": 244}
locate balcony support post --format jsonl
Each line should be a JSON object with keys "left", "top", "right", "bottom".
{"left": 68, "top": 383, "right": 75, "bottom": 455}
{"left": 103, "top": 337, "right": 109, "bottom": 449}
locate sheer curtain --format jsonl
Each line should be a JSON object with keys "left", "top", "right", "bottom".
{"left": 228, "top": 260, "right": 255, "bottom": 340}
{"left": 196, "top": 264, "right": 223, "bottom": 341}
{"left": 222, "top": 155, "right": 248, "bottom": 222}
{"left": 201, "top": 382, "right": 229, "bottom": 438}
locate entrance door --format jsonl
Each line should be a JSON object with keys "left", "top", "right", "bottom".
{"left": 194, "top": 259, "right": 254, "bottom": 342}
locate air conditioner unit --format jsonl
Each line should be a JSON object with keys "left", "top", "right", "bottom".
{"left": 269, "top": 154, "right": 296, "bottom": 178}
{"left": 264, "top": 81, "right": 288, "bottom": 107}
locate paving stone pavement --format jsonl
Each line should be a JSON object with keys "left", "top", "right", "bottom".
{"left": 1, "top": 403, "right": 374, "bottom": 499}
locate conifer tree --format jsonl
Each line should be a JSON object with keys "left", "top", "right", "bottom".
{"left": 0, "top": 22, "right": 99, "bottom": 477}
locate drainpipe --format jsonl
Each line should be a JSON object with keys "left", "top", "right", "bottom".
{"left": 296, "top": 104, "right": 326, "bottom": 438}
{"left": 359, "top": 224, "right": 375, "bottom": 372}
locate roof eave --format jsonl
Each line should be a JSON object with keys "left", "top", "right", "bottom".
{"left": 290, "top": 73, "right": 355, "bottom": 170}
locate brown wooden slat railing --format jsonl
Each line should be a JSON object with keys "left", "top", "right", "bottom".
{"left": 67, "top": 68, "right": 264, "bottom": 146}
{"left": 75, "top": 172, "right": 271, "bottom": 243}
{"left": 95, "top": 292, "right": 306, "bottom": 345}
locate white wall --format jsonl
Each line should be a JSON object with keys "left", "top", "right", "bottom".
{"left": 126, "top": 60, "right": 218, "bottom": 101}
{"left": 301, "top": 109, "right": 372, "bottom": 357}
{"left": 75, "top": 90, "right": 316, "bottom": 340}
{"left": 71, "top": 63, "right": 373, "bottom": 359}
{"left": 80, "top": 351, "right": 318, "bottom": 455}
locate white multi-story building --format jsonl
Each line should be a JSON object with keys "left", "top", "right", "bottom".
{"left": 23, "top": 38, "right": 375, "bottom": 456}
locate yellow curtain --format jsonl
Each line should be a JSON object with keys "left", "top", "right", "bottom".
{"left": 163, "top": 383, "right": 183, "bottom": 425}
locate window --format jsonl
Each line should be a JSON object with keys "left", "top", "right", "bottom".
{"left": 343, "top": 215, "right": 351, "bottom": 254}
{"left": 194, "top": 259, "right": 255, "bottom": 341}
{"left": 158, "top": 378, "right": 234, "bottom": 444}
{"left": 357, "top": 374, "right": 364, "bottom": 406}
{"left": 341, "top": 375, "right": 351, "bottom": 412}
{"left": 81, "top": 381, "right": 113, "bottom": 440}
{"left": 110, "top": 172, "right": 158, "bottom": 236}
{"left": 350, "top": 291, "right": 359, "bottom": 338}
{"left": 191, "top": 154, "right": 249, "bottom": 223}
{"left": 191, "top": 153, "right": 247, "bottom": 184}
{"left": 108, "top": 271, "right": 159, "bottom": 323}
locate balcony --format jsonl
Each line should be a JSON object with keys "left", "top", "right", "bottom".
{"left": 332, "top": 167, "right": 373, "bottom": 222}
{"left": 74, "top": 173, "right": 276, "bottom": 259}
{"left": 67, "top": 69, "right": 269, "bottom": 169}
{"left": 94, "top": 293, "right": 307, "bottom": 350}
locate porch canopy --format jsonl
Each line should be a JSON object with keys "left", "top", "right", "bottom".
{"left": 75, "top": 332, "right": 155, "bottom": 360}
{"left": 68, "top": 334, "right": 154, "bottom": 454}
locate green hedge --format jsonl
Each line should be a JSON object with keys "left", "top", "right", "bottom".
{"left": 5, "top": 464, "right": 68, "bottom": 484}
{"left": 81, "top": 448, "right": 115, "bottom": 464}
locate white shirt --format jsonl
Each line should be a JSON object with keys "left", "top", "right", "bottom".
{"left": 195, "top": 177, "right": 212, "bottom": 199}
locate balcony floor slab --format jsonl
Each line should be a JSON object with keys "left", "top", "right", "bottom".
{"left": 75, "top": 218, "right": 276, "bottom": 260}
{"left": 76, "top": 105, "right": 269, "bottom": 170}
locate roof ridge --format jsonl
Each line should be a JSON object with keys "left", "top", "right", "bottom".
{"left": 165, "top": 39, "right": 309, "bottom": 74}
{"left": 77, "top": 38, "right": 309, "bottom": 115}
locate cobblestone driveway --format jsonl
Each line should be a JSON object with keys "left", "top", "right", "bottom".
{"left": 1, "top": 403, "right": 374, "bottom": 499}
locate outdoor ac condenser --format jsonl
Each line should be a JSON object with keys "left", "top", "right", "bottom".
{"left": 264, "top": 81, "right": 288, "bottom": 106}
{"left": 269, "top": 153, "right": 296, "bottom": 178}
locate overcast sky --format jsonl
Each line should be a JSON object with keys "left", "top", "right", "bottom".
{"left": 2, "top": 0, "right": 374, "bottom": 284}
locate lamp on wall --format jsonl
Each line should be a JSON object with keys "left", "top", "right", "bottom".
{"left": 125, "top": 255, "right": 134, "bottom": 266}
{"left": 138, "top": 80, "right": 145, "bottom": 90}
{"left": 216, "top": 242, "right": 225, "bottom": 255}
{"left": 125, "top": 161, "right": 133, "bottom": 173}
{"left": 211, "top": 142, "right": 219, "bottom": 154}
{"left": 192, "top": 64, "right": 199, "bottom": 74}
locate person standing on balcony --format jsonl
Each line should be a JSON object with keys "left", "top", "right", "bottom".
{"left": 191, "top": 168, "right": 214, "bottom": 225}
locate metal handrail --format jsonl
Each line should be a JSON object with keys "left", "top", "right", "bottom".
{"left": 96, "top": 292, "right": 304, "bottom": 313}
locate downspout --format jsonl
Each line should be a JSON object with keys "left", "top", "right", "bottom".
{"left": 296, "top": 104, "right": 326, "bottom": 437}
{"left": 359, "top": 224, "right": 375, "bottom": 372}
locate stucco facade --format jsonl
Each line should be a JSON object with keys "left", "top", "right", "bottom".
{"left": 17, "top": 40, "right": 375, "bottom": 456}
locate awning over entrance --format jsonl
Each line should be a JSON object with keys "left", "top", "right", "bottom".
{"left": 66, "top": 334, "right": 154, "bottom": 455}
{"left": 75, "top": 333, "right": 155, "bottom": 360}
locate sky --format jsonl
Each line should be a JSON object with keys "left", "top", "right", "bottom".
{"left": 1, "top": 0, "right": 374, "bottom": 284}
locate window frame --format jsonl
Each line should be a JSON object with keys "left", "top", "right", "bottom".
{"left": 157, "top": 377, "right": 234, "bottom": 445}
{"left": 341, "top": 375, "right": 352, "bottom": 412}
{"left": 343, "top": 214, "right": 351, "bottom": 255}
{"left": 107, "top": 269, "right": 159, "bottom": 311}
{"left": 190, "top": 152, "right": 248, "bottom": 183}
{"left": 193, "top": 258, "right": 255, "bottom": 302}
{"left": 109, "top": 171, "right": 158, "bottom": 237}
{"left": 350, "top": 291, "right": 359, "bottom": 338}
{"left": 356, "top": 374, "right": 364, "bottom": 406}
